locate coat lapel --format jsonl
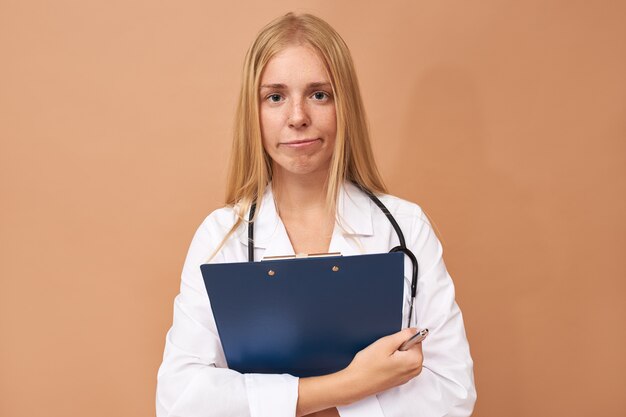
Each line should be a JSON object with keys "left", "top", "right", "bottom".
{"left": 238, "top": 181, "right": 375, "bottom": 259}
{"left": 329, "top": 181, "right": 376, "bottom": 257}
{"left": 236, "top": 185, "right": 295, "bottom": 259}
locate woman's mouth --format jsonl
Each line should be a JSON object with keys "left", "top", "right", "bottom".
{"left": 280, "top": 138, "right": 322, "bottom": 148}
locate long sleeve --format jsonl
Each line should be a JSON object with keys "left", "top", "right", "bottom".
{"left": 338, "top": 205, "right": 476, "bottom": 417}
{"left": 156, "top": 213, "right": 299, "bottom": 417}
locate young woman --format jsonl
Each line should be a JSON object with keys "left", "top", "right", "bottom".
{"left": 156, "top": 12, "right": 476, "bottom": 417}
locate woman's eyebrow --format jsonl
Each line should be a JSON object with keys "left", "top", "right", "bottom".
{"left": 307, "top": 82, "right": 331, "bottom": 89}
{"left": 259, "top": 82, "right": 331, "bottom": 89}
{"left": 260, "top": 83, "right": 286, "bottom": 89}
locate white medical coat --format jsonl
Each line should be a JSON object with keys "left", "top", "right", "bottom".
{"left": 156, "top": 182, "right": 476, "bottom": 417}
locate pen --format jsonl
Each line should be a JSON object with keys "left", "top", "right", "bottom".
{"left": 398, "top": 329, "right": 429, "bottom": 351}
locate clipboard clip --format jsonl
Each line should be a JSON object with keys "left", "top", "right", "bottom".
{"left": 261, "top": 252, "right": 343, "bottom": 261}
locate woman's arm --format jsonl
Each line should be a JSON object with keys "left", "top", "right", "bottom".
{"left": 296, "top": 328, "right": 424, "bottom": 416}
{"left": 335, "top": 204, "right": 476, "bottom": 417}
{"left": 156, "top": 214, "right": 299, "bottom": 417}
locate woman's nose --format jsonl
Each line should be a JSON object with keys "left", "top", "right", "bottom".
{"left": 288, "top": 99, "right": 310, "bottom": 128}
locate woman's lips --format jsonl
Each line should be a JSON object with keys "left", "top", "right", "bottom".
{"left": 280, "top": 138, "right": 321, "bottom": 148}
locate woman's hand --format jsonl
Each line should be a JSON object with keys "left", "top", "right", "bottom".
{"left": 342, "top": 328, "right": 424, "bottom": 400}
{"left": 296, "top": 328, "right": 423, "bottom": 416}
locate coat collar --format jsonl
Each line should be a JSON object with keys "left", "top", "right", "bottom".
{"left": 237, "top": 181, "right": 374, "bottom": 257}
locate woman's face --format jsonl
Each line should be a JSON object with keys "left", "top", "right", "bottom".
{"left": 259, "top": 44, "right": 337, "bottom": 179}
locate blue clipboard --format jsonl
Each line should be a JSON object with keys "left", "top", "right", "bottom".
{"left": 200, "top": 252, "right": 404, "bottom": 377}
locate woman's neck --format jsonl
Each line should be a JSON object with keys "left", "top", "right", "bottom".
{"left": 270, "top": 166, "right": 336, "bottom": 255}
{"left": 271, "top": 167, "right": 330, "bottom": 214}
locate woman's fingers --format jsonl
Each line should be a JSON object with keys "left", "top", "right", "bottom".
{"left": 392, "top": 342, "right": 423, "bottom": 376}
{"left": 345, "top": 328, "right": 425, "bottom": 397}
{"left": 373, "top": 328, "right": 419, "bottom": 354}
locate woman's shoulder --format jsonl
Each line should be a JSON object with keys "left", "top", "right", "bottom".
{"left": 341, "top": 182, "right": 433, "bottom": 234}
{"left": 374, "top": 191, "right": 430, "bottom": 226}
{"left": 369, "top": 192, "right": 441, "bottom": 259}
{"left": 196, "top": 204, "right": 240, "bottom": 235}
{"left": 183, "top": 205, "right": 243, "bottom": 265}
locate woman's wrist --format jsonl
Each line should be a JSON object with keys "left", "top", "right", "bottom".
{"left": 296, "top": 368, "right": 365, "bottom": 416}
{"left": 332, "top": 367, "right": 366, "bottom": 405}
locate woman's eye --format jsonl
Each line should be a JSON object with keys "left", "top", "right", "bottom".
{"left": 267, "top": 94, "right": 282, "bottom": 103}
{"left": 312, "top": 91, "right": 329, "bottom": 100}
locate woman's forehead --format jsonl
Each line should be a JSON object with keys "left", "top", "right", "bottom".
{"left": 260, "top": 45, "right": 330, "bottom": 85}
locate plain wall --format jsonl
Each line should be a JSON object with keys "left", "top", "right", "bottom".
{"left": 1, "top": 1, "right": 624, "bottom": 416}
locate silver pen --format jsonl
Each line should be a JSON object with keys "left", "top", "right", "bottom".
{"left": 398, "top": 329, "right": 429, "bottom": 351}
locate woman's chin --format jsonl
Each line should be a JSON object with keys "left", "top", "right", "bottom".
{"left": 273, "top": 158, "right": 332, "bottom": 179}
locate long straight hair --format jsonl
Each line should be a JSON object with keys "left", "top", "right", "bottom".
{"left": 214, "top": 12, "right": 387, "bottom": 258}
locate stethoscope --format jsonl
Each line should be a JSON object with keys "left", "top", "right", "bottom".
{"left": 247, "top": 182, "right": 419, "bottom": 328}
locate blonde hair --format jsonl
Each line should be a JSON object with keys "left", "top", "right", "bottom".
{"left": 214, "top": 12, "right": 387, "bottom": 259}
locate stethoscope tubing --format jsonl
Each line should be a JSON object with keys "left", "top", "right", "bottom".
{"left": 247, "top": 183, "right": 419, "bottom": 328}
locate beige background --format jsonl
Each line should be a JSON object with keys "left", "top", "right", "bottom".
{"left": 1, "top": 1, "right": 625, "bottom": 416}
